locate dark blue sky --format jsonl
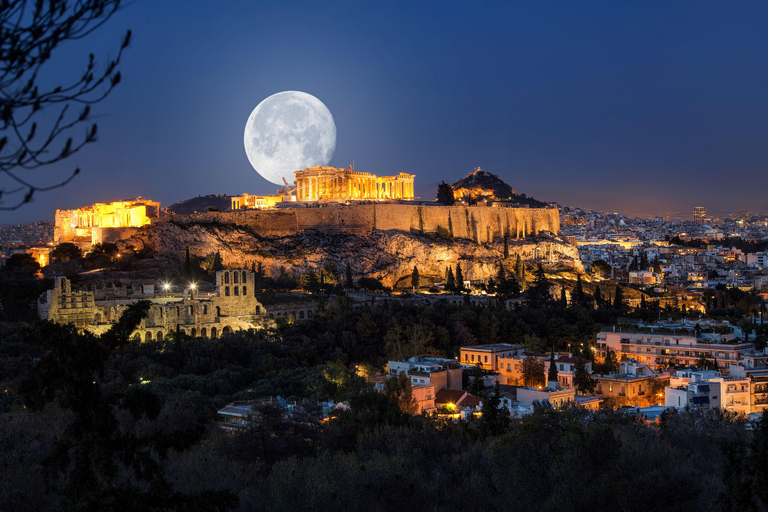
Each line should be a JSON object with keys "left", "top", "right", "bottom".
{"left": 6, "top": 0, "right": 768, "bottom": 223}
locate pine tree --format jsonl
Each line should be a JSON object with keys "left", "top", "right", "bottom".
{"left": 548, "top": 350, "right": 559, "bottom": 384}
{"left": 455, "top": 263, "right": 465, "bottom": 293}
{"left": 446, "top": 266, "right": 456, "bottom": 292}
{"left": 411, "top": 266, "right": 421, "bottom": 291}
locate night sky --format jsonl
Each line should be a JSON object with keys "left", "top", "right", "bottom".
{"left": 5, "top": 0, "right": 768, "bottom": 224}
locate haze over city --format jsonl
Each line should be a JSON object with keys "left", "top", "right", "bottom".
{"left": 2, "top": 0, "right": 767, "bottom": 224}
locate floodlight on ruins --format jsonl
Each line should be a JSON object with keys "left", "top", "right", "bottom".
{"left": 189, "top": 283, "right": 197, "bottom": 290}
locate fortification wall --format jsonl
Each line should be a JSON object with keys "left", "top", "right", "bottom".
{"left": 152, "top": 204, "right": 559, "bottom": 241}
{"left": 92, "top": 227, "right": 141, "bottom": 245}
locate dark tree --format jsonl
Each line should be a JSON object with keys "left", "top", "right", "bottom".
{"left": 574, "top": 274, "right": 586, "bottom": 306}
{"left": 445, "top": 266, "right": 455, "bottom": 292}
{"left": 613, "top": 286, "right": 625, "bottom": 310}
{"left": 345, "top": 261, "right": 353, "bottom": 288}
{"left": 640, "top": 294, "right": 647, "bottom": 309}
{"left": 0, "top": 1, "right": 131, "bottom": 209}
{"left": 455, "top": 263, "right": 465, "bottom": 292}
{"left": 522, "top": 356, "right": 545, "bottom": 388}
{"left": 50, "top": 242, "right": 82, "bottom": 262}
{"left": 19, "top": 303, "right": 238, "bottom": 509}
{"left": 411, "top": 266, "right": 420, "bottom": 291}
{"left": 573, "top": 358, "right": 596, "bottom": 394}
{"left": 3, "top": 252, "right": 40, "bottom": 274}
{"left": 435, "top": 181, "right": 455, "bottom": 205}
{"left": 594, "top": 285, "right": 603, "bottom": 308}
{"left": 548, "top": 350, "right": 558, "bottom": 384}
{"left": 503, "top": 232, "right": 509, "bottom": 259}
{"left": 477, "top": 382, "right": 510, "bottom": 437}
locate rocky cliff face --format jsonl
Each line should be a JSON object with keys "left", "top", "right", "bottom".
{"left": 118, "top": 222, "right": 582, "bottom": 287}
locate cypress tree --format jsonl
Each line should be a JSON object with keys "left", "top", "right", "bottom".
{"left": 184, "top": 247, "right": 191, "bottom": 279}
{"left": 504, "top": 232, "right": 510, "bottom": 259}
{"left": 345, "top": 261, "right": 353, "bottom": 288}
{"left": 411, "top": 266, "right": 420, "bottom": 291}
{"left": 594, "top": 285, "right": 603, "bottom": 308}
{"left": 560, "top": 286, "right": 568, "bottom": 308}
{"left": 641, "top": 294, "right": 647, "bottom": 309}
{"left": 455, "top": 263, "right": 465, "bottom": 292}
{"left": 614, "top": 286, "right": 625, "bottom": 310}
{"left": 446, "top": 266, "right": 455, "bottom": 292}
{"left": 574, "top": 274, "right": 586, "bottom": 305}
{"left": 548, "top": 350, "right": 559, "bottom": 384}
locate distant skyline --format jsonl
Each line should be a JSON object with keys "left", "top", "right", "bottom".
{"left": 3, "top": 0, "right": 768, "bottom": 224}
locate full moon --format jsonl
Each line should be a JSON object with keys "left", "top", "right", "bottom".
{"left": 243, "top": 91, "right": 336, "bottom": 186}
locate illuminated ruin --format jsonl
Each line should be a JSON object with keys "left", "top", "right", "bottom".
{"left": 54, "top": 197, "right": 161, "bottom": 248}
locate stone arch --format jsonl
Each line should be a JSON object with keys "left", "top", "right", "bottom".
{"left": 233, "top": 272, "right": 239, "bottom": 284}
{"left": 242, "top": 270, "right": 247, "bottom": 282}
{"left": 299, "top": 310, "right": 305, "bottom": 319}
{"left": 234, "top": 286, "right": 239, "bottom": 296}
{"left": 225, "top": 286, "right": 230, "bottom": 296}
{"left": 224, "top": 273, "right": 229, "bottom": 284}
{"left": 144, "top": 331, "right": 152, "bottom": 341}
{"left": 191, "top": 328, "right": 196, "bottom": 338}
{"left": 156, "top": 331, "right": 163, "bottom": 341}
{"left": 211, "top": 327, "right": 217, "bottom": 338}
{"left": 215, "top": 306, "right": 220, "bottom": 317}
{"left": 242, "top": 286, "right": 247, "bottom": 296}
{"left": 201, "top": 327, "right": 207, "bottom": 339}
{"left": 222, "top": 326, "right": 231, "bottom": 334}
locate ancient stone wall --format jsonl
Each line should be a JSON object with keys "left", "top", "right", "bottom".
{"left": 153, "top": 204, "right": 559, "bottom": 241}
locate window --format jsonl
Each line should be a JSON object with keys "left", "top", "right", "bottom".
{"left": 471, "top": 355, "right": 475, "bottom": 362}
{"left": 234, "top": 286, "right": 239, "bottom": 296}
{"left": 203, "top": 305, "right": 208, "bottom": 315}
{"left": 484, "top": 355, "right": 488, "bottom": 363}
{"left": 242, "top": 286, "right": 247, "bottom": 296}
{"left": 225, "top": 286, "right": 230, "bottom": 296}
{"left": 242, "top": 270, "right": 247, "bottom": 282}
{"left": 233, "top": 272, "right": 239, "bottom": 284}
{"left": 465, "top": 354, "right": 469, "bottom": 361}
{"left": 224, "top": 273, "right": 229, "bottom": 284}
{"left": 559, "top": 364, "right": 564, "bottom": 371}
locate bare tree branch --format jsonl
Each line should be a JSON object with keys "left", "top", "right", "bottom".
{"left": 0, "top": 0, "right": 129, "bottom": 210}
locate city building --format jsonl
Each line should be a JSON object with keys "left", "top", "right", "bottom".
{"left": 386, "top": 356, "right": 463, "bottom": 413}
{"left": 597, "top": 329, "right": 754, "bottom": 372}
{"left": 593, "top": 361, "right": 668, "bottom": 401}
{"left": 460, "top": 343, "right": 524, "bottom": 371}
{"left": 693, "top": 206, "right": 707, "bottom": 224}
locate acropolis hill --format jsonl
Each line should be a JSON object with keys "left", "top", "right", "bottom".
{"left": 53, "top": 167, "right": 580, "bottom": 286}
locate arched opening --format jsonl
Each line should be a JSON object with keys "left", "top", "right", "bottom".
{"left": 158, "top": 308, "right": 163, "bottom": 318}
{"left": 94, "top": 313, "right": 102, "bottom": 323}
{"left": 242, "top": 286, "right": 247, "bottom": 296}
{"left": 201, "top": 327, "right": 207, "bottom": 339}
{"left": 223, "top": 326, "right": 231, "bottom": 334}
{"left": 215, "top": 306, "right": 220, "bottom": 317}
{"left": 225, "top": 286, "right": 230, "bottom": 297}
{"left": 176, "top": 306, "right": 180, "bottom": 317}
{"left": 224, "top": 273, "right": 229, "bottom": 284}
{"left": 211, "top": 327, "right": 217, "bottom": 338}
{"left": 191, "top": 328, "right": 196, "bottom": 338}
{"left": 242, "top": 270, "right": 247, "bottom": 282}
{"left": 188, "top": 305, "right": 194, "bottom": 315}
{"left": 156, "top": 331, "right": 163, "bottom": 341}
{"left": 234, "top": 286, "right": 239, "bottom": 296}
{"left": 144, "top": 332, "right": 152, "bottom": 341}
{"left": 299, "top": 311, "right": 305, "bottom": 319}
{"left": 233, "top": 272, "right": 239, "bottom": 284}
{"left": 203, "top": 305, "right": 208, "bottom": 315}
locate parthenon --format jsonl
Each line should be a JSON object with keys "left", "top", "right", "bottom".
{"left": 294, "top": 165, "right": 415, "bottom": 202}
